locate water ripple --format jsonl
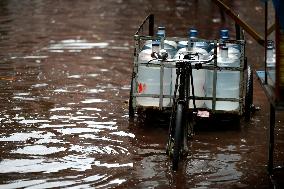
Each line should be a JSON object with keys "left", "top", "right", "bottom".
{"left": 81, "top": 99, "right": 108, "bottom": 103}
{"left": 69, "top": 144, "right": 129, "bottom": 155}
{"left": 54, "top": 127, "right": 100, "bottom": 135}
{"left": 12, "top": 145, "right": 66, "bottom": 155}
{"left": 0, "top": 131, "right": 55, "bottom": 142}
{"left": 110, "top": 131, "right": 135, "bottom": 138}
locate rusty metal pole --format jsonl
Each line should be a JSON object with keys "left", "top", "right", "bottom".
{"left": 268, "top": 103, "right": 275, "bottom": 174}
{"left": 149, "top": 14, "right": 154, "bottom": 36}
{"left": 235, "top": 21, "right": 240, "bottom": 40}
{"left": 265, "top": 1, "right": 268, "bottom": 84}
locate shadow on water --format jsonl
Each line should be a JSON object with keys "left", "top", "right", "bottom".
{"left": 195, "top": 114, "right": 242, "bottom": 132}
{"left": 132, "top": 109, "right": 242, "bottom": 132}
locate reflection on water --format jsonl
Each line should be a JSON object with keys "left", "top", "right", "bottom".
{"left": 0, "top": 0, "right": 283, "bottom": 188}
{"left": 0, "top": 155, "right": 95, "bottom": 173}
{"left": 47, "top": 39, "right": 109, "bottom": 53}
{"left": 188, "top": 153, "right": 242, "bottom": 182}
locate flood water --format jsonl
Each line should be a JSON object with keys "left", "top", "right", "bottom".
{"left": 0, "top": 0, "right": 283, "bottom": 188}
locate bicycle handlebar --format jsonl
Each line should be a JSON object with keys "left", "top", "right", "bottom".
{"left": 149, "top": 53, "right": 216, "bottom": 64}
{"left": 165, "top": 54, "right": 216, "bottom": 64}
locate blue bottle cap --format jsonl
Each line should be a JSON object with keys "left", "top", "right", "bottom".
{"left": 220, "top": 29, "right": 229, "bottom": 40}
{"left": 188, "top": 29, "right": 198, "bottom": 38}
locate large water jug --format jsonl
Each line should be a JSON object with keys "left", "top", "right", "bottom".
{"left": 136, "top": 40, "right": 172, "bottom": 107}
{"left": 205, "top": 46, "right": 240, "bottom": 111}
{"left": 142, "top": 26, "right": 177, "bottom": 57}
{"left": 173, "top": 29, "right": 209, "bottom": 108}
{"left": 267, "top": 41, "right": 276, "bottom": 85}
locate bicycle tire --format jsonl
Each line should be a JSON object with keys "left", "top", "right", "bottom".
{"left": 245, "top": 65, "right": 253, "bottom": 121}
{"left": 172, "top": 103, "right": 184, "bottom": 171}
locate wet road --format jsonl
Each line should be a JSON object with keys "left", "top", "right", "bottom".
{"left": 0, "top": 0, "right": 283, "bottom": 188}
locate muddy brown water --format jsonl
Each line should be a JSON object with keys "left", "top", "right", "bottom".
{"left": 0, "top": 0, "right": 283, "bottom": 188}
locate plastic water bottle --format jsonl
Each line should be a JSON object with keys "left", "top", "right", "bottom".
{"left": 205, "top": 46, "right": 240, "bottom": 111}
{"left": 136, "top": 40, "right": 172, "bottom": 107}
{"left": 177, "top": 29, "right": 209, "bottom": 52}
{"left": 141, "top": 26, "right": 166, "bottom": 50}
{"left": 266, "top": 41, "right": 276, "bottom": 85}
{"left": 173, "top": 29, "right": 209, "bottom": 108}
{"left": 142, "top": 26, "right": 177, "bottom": 57}
{"left": 219, "top": 29, "right": 241, "bottom": 58}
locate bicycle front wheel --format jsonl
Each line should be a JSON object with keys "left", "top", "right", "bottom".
{"left": 172, "top": 103, "right": 184, "bottom": 171}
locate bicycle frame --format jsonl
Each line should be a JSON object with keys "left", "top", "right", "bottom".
{"left": 169, "top": 53, "right": 215, "bottom": 114}
{"left": 174, "top": 60, "right": 198, "bottom": 110}
{"left": 170, "top": 59, "right": 196, "bottom": 137}
{"left": 167, "top": 54, "right": 209, "bottom": 160}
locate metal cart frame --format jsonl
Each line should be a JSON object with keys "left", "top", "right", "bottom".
{"left": 129, "top": 14, "right": 251, "bottom": 119}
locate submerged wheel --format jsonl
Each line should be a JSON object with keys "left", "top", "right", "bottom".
{"left": 245, "top": 65, "right": 253, "bottom": 121}
{"left": 129, "top": 72, "right": 135, "bottom": 118}
{"left": 172, "top": 103, "right": 184, "bottom": 171}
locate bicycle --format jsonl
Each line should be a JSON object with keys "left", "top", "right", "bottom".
{"left": 163, "top": 52, "right": 215, "bottom": 171}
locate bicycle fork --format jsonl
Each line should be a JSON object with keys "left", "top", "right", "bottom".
{"left": 167, "top": 63, "right": 198, "bottom": 157}
{"left": 166, "top": 65, "right": 191, "bottom": 156}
